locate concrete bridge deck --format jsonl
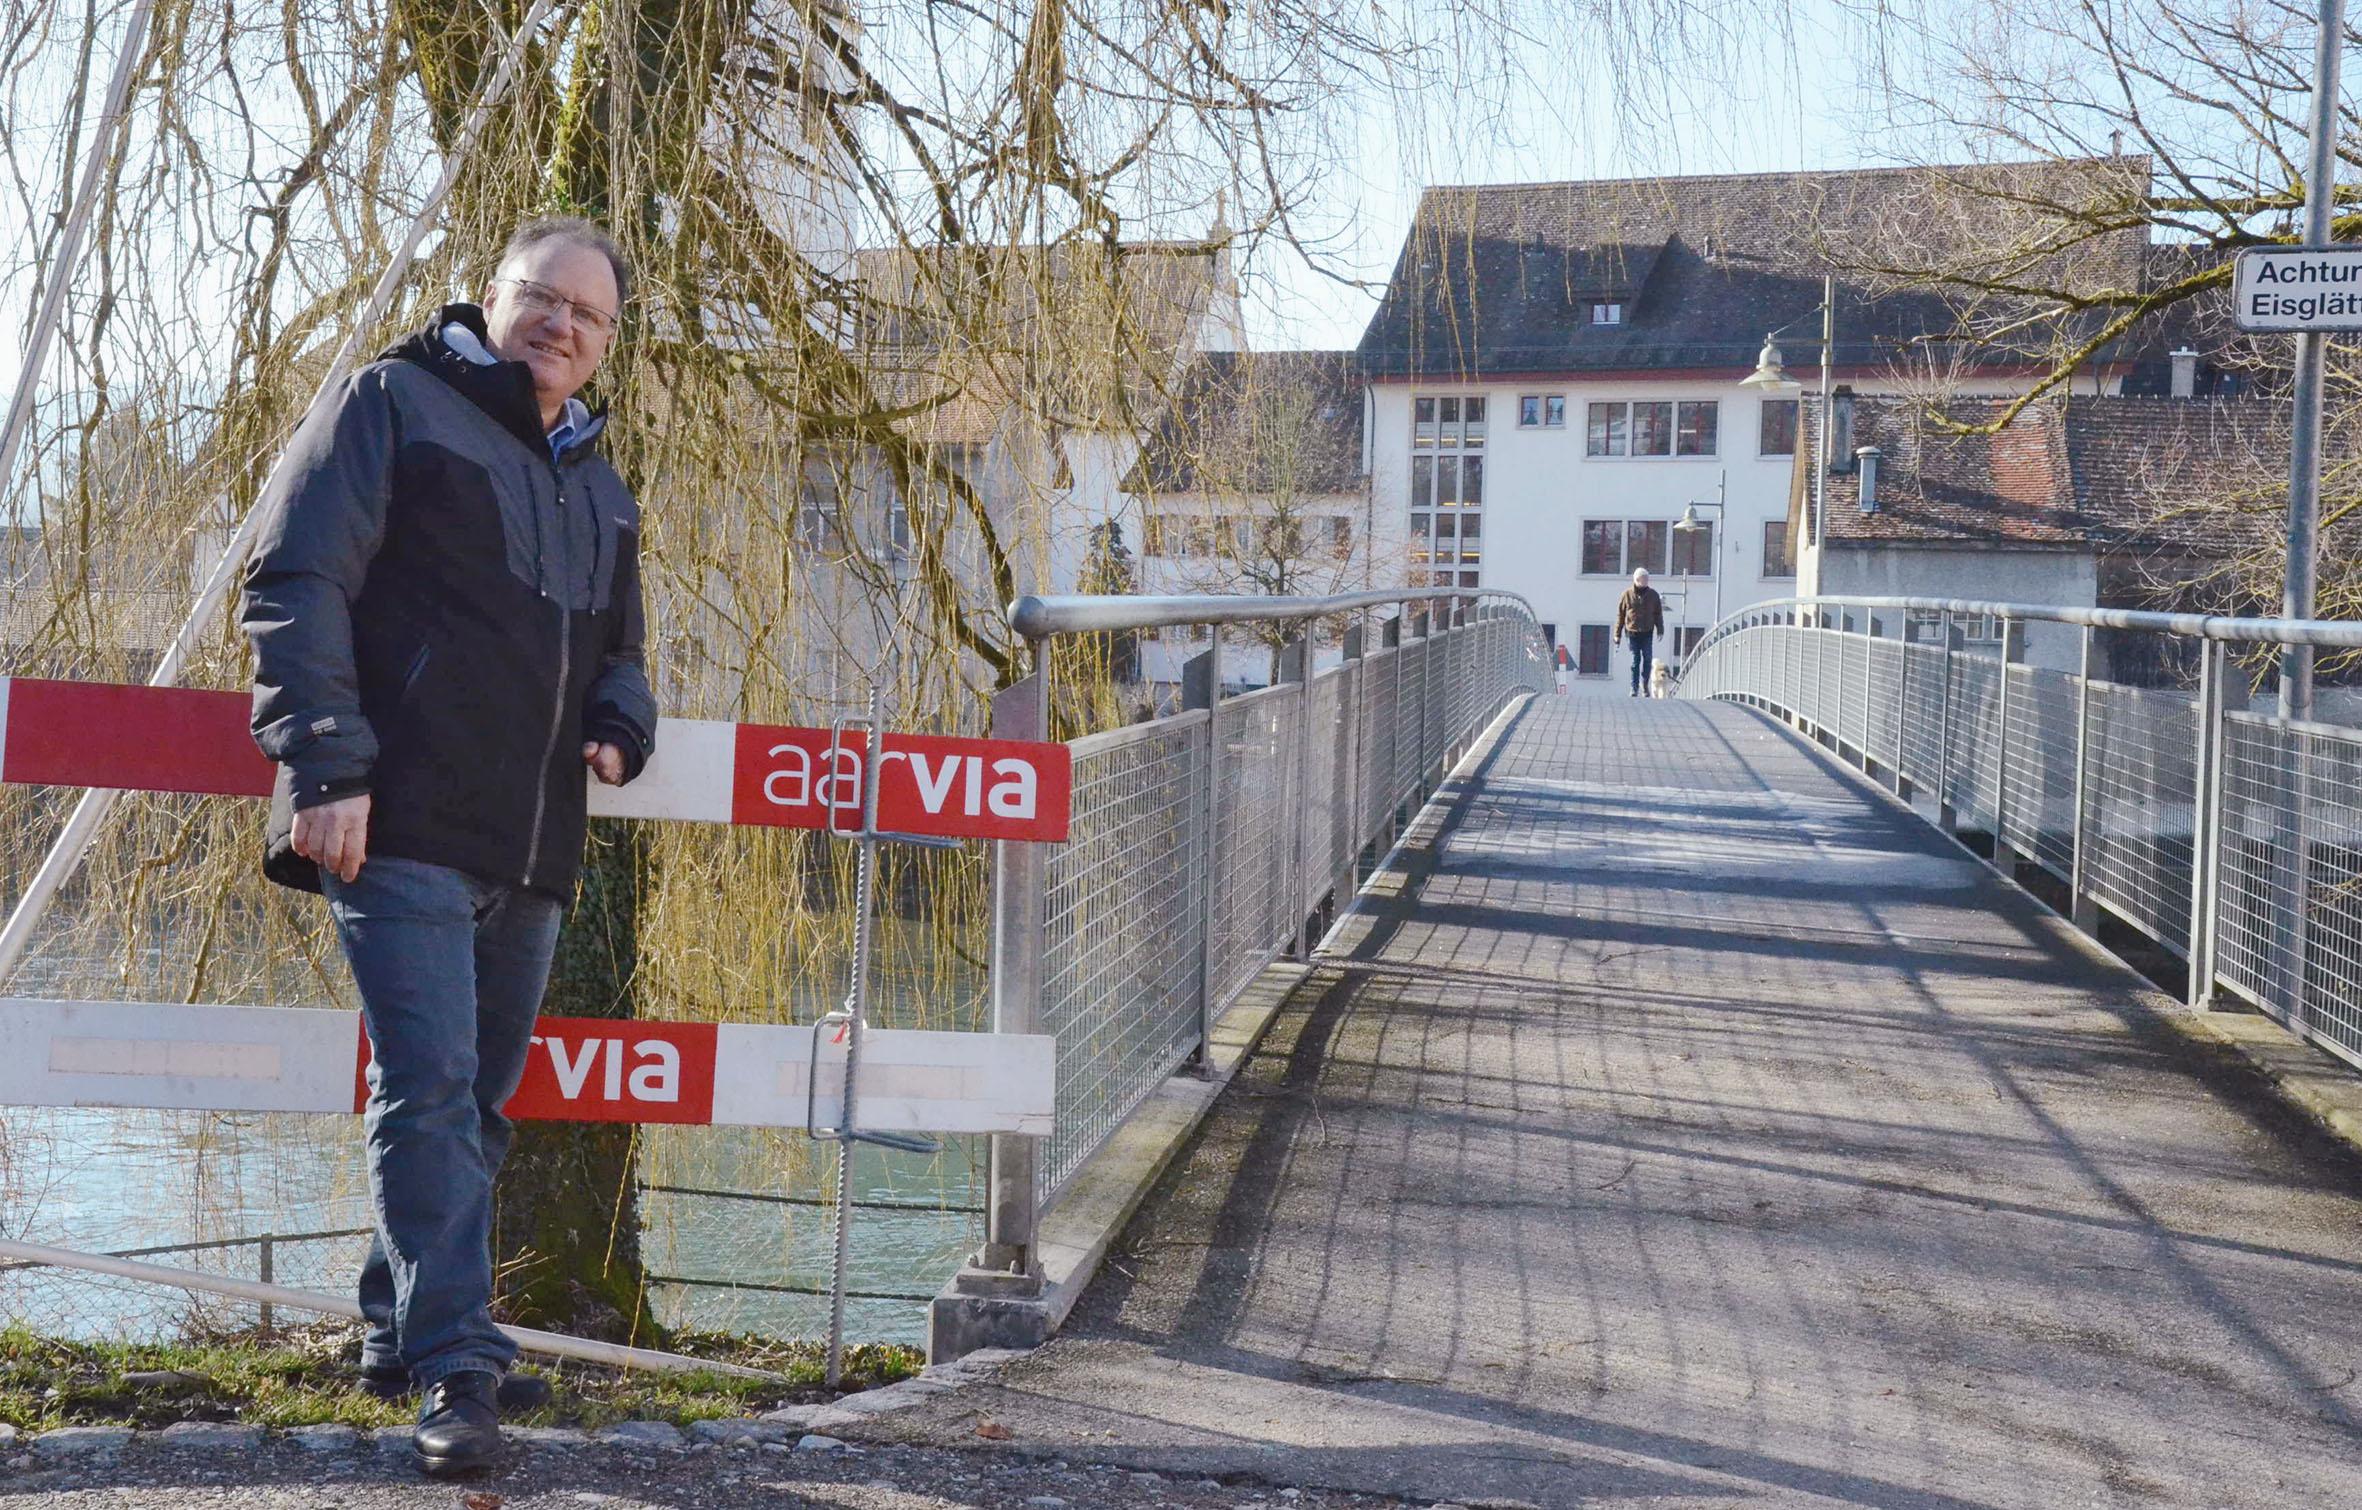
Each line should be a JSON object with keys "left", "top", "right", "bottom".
{"left": 871, "top": 696, "right": 2362, "bottom": 1508}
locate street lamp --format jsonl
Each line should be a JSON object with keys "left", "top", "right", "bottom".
{"left": 1738, "top": 274, "right": 1836, "bottom": 591}
{"left": 1672, "top": 472, "right": 1727, "bottom": 635}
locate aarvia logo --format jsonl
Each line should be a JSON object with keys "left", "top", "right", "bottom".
{"left": 728, "top": 724, "right": 1072, "bottom": 842}
{"left": 2233, "top": 247, "right": 2362, "bottom": 333}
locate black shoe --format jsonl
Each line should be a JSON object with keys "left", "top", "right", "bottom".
{"left": 413, "top": 1370, "right": 504, "bottom": 1477}
{"left": 365, "top": 1363, "right": 550, "bottom": 1412}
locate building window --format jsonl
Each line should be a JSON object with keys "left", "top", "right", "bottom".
{"left": 1675, "top": 626, "right": 1705, "bottom": 660}
{"left": 1676, "top": 401, "right": 1718, "bottom": 457}
{"left": 1412, "top": 394, "right": 1486, "bottom": 565}
{"left": 1577, "top": 624, "right": 1611, "bottom": 675}
{"left": 1591, "top": 302, "right": 1623, "bottom": 325}
{"left": 1759, "top": 398, "right": 1799, "bottom": 457}
{"left": 1581, "top": 519, "right": 1623, "bottom": 575}
{"left": 1671, "top": 520, "right": 1714, "bottom": 576}
{"left": 1517, "top": 394, "right": 1567, "bottom": 428}
{"left": 1586, "top": 403, "right": 1628, "bottom": 457}
{"left": 1144, "top": 515, "right": 1169, "bottom": 556}
{"left": 1412, "top": 394, "right": 1487, "bottom": 447}
{"left": 1633, "top": 401, "right": 1674, "bottom": 457}
{"left": 1519, "top": 395, "right": 1541, "bottom": 427}
{"left": 1625, "top": 520, "right": 1669, "bottom": 575}
{"left": 1761, "top": 520, "right": 1794, "bottom": 579}
{"left": 1585, "top": 399, "right": 1718, "bottom": 458}
{"left": 1328, "top": 516, "right": 1353, "bottom": 558}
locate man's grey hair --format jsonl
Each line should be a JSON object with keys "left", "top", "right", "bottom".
{"left": 1632, "top": 568, "right": 1650, "bottom": 585}
{"left": 498, "top": 216, "right": 632, "bottom": 308}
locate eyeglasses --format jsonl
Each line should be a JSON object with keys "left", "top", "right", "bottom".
{"left": 498, "top": 277, "right": 619, "bottom": 338}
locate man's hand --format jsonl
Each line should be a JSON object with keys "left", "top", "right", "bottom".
{"left": 292, "top": 793, "right": 371, "bottom": 883}
{"left": 584, "top": 742, "right": 627, "bottom": 785}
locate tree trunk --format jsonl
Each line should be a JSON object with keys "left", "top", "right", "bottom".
{"left": 489, "top": 820, "right": 661, "bottom": 1342}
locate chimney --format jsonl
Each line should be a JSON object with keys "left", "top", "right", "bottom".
{"left": 2169, "top": 347, "right": 2199, "bottom": 399}
{"left": 1856, "top": 446, "right": 1883, "bottom": 513}
{"left": 1830, "top": 386, "right": 1857, "bottom": 470}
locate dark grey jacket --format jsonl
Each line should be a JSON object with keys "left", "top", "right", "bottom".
{"left": 241, "top": 304, "right": 657, "bottom": 896}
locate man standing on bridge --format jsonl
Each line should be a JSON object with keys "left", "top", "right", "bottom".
{"left": 241, "top": 218, "right": 658, "bottom": 1477}
{"left": 1615, "top": 567, "right": 1667, "bottom": 697}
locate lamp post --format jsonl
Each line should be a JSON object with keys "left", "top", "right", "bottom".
{"left": 1739, "top": 274, "right": 1836, "bottom": 592}
{"left": 1673, "top": 473, "right": 1727, "bottom": 632}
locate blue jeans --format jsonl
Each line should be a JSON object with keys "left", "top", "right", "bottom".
{"left": 1628, "top": 632, "right": 1656, "bottom": 694}
{"left": 322, "top": 856, "right": 562, "bottom": 1386}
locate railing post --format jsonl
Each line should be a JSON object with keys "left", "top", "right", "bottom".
{"left": 1992, "top": 617, "right": 2025, "bottom": 875}
{"left": 1859, "top": 612, "right": 1877, "bottom": 773}
{"left": 2070, "top": 625, "right": 2100, "bottom": 931}
{"left": 1337, "top": 622, "right": 1366, "bottom": 933}
{"left": 1937, "top": 613, "right": 1961, "bottom": 834}
{"left": 1278, "top": 631, "right": 1312, "bottom": 955}
{"left": 2188, "top": 640, "right": 2225, "bottom": 1008}
{"left": 257, "top": 1235, "right": 274, "bottom": 1337}
{"left": 932, "top": 651, "right": 1053, "bottom": 1361}
{"left": 952, "top": 654, "right": 1051, "bottom": 1299}
{"left": 1183, "top": 637, "right": 1224, "bottom": 1065}
{"left": 1892, "top": 615, "right": 1914, "bottom": 801}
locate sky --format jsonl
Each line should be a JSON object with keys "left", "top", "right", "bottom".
{"left": 1229, "top": 0, "right": 1953, "bottom": 353}
{"left": 3, "top": 1, "right": 1982, "bottom": 416}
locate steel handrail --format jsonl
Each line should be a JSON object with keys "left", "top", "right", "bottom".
{"left": 1702, "top": 596, "right": 2362, "bottom": 651}
{"left": 1007, "top": 587, "right": 1540, "bottom": 640}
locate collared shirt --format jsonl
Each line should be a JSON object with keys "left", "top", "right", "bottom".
{"left": 442, "top": 321, "right": 588, "bottom": 459}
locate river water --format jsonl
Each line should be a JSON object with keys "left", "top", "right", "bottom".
{"left": 0, "top": 1106, "right": 981, "bottom": 1347}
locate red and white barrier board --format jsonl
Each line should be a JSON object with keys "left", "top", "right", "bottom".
{"left": 0, "top": 676, "right": 1071, "bottom": 843}
{"left": 0, "top": 998, "right": 1053, "bottom": 1134}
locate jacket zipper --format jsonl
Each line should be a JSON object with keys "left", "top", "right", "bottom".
{"left": 522, "top": 457, "right": 573, "bottom": 885}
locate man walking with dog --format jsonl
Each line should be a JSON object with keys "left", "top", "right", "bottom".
{"left": 1614, "top": 567, "right": 1667, "bottom": 698}
{"left": 241, "top": 217, "right": 658, "bottom": 1477}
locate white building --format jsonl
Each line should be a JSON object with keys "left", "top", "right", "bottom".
{"left": 1352, "top": 163, "right": 2148, "bottom": 695}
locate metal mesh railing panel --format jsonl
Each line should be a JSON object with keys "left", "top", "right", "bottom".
{"left": 1945, "top": 654, "right": 2003, "bottom": 830}
{"left": 1836, "top": 631, "right": 1865, "bottom": 754}
{"left": 1898, "top": 641, "right": 1946, "bottom": 791}
{"left": 1360, "top": 645, "right": 1398, "bottom": 831}
{"left": 1865, "top": 635, "right": 1902, "bottom": 771}
{"left": 1209, "top": 688, "right": 1303, "bottom": 1009}
{"left": 2081, "top": 682, "right": 2196, "bottom": 952}
{"left": 2216, "top": 717, "right": 2362, "bottom": 1069}
{"left": 1039, "top": 717, "right": 1208, "bottom": 1196}
{"left": 1394, "top": 637, "right": 1428, "bottom": 809}
{"left": 1300, "top": 667, "right": 1350, "bottom": 916}
{"left": 2002, "top": 664, "right": 2080, "bottom": 882}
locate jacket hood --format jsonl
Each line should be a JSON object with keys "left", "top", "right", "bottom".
{"left": 386, "top": 303, "right": 609, "bottom": 461}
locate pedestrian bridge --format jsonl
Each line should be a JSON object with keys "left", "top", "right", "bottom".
{"left": 911, "top": 591, "right": 2362, "bottom": 1509}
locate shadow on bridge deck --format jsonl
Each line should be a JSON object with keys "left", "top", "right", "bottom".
{"left": 871, "top": 696, "right": 2362, "bottom": 1509}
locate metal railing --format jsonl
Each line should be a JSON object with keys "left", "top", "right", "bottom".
{"left": 1679, "top": 597, "right": 2362, "bottom": 1077}
{"left": 975, "top": 588, "right": 1553, "bottom": 1280}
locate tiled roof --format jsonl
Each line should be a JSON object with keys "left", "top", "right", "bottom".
{"left": 1357, "top": 159, "right": 2153, "bottom": 380}
{"left": 1809, "top": 397, "right": 2085, "bottom": 546}
{"left": 1123, "top": 350, "right": 1365, "bottom": 497}
{"left": 1809, "top": 394, "right": 2314, "bottom": 553}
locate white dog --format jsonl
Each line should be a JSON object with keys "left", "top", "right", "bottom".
{"left": 1649, "top": 660, "right": 1673, "bottom": 699}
